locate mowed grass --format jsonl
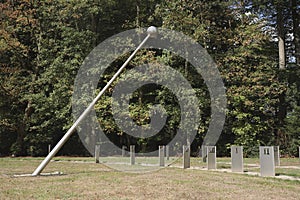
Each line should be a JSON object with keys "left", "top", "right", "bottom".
{"left": 0, "top": 157, "right": 300, "bottom": 200}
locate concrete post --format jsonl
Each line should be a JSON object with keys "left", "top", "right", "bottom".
{"left": 159, "top": 146, "right": 165, "bottom": 167}
{"left": 231, "top": 146, "right": 243, "bottom": 173}
{"left": 130, "top": 145, "right": 135, "bottom": 165}
{"left": 183, "top": 145, "right": 190, "bottom": 169}
{"left": 122, "top": 145, "right": 126, "bottom": 157}
{"left": 274, "top": 146, "right": 280, "bottom": 166}
{"left": 207, "top": 146, "right": 216, "bottom": 170}
{"left": 95, "top": 144, "right": 100, "bottom": 163}
{"left": 166, "top": 145, "right": 170, "bottom": 160}
{"left": 201, "top": 145, "right": 207, "bottom": 163}
{"left": 259, "top": 146, "right": 275, "bottom": 177}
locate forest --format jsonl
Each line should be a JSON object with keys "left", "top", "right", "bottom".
{"left": 0, "top": 0, "right": 299, "bottom": 157}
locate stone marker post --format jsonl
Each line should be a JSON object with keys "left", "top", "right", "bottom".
{"left": 183, "top": 145, "right": 190, "bottom": 169}
{"left": 231, "top": 146, "right": 243, "bottom": 173}
{"left": 122, "top": 145, "right": 126, "bottom": 157}
{"left": 207, "top": 146, "right": 216, "bottom": 170}
{"left": 95, "top": 144, "right": 100, "bottom": 163}
{"left": 159, "top": 146, "right": 165, "bottom": 167}
{"left": 201, "top": 145, "right": 207, "bottom": 163}
{"left": 259, "top": 146, "right": 275, "bottom": 177}
{"left": 274, "top": 146, "right": 280, "bottom": 166}
{"left": 166, "top": 145, "right": 170, "bottom": 160}
{"left": 48, "top": 144, "right": 51, "bottom": 154}
{"left": 130, "top": 145, "right": 135, "bottom": 165}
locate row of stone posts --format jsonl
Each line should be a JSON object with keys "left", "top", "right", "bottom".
{"left": 94, "top": 144, "right": 170, "bottom": 166}
{"left": 201, "top": 145, "right": 281, "bottom": 177}
{"left": 94, "top": 144, "right": 297, "bottom": 177}
{"left": 178, "top": 144, "right": 281, "bottom": 177}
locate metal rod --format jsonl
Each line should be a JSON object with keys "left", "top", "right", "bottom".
{"left": 32, "top": 33, "right": 152, "bottom": 176}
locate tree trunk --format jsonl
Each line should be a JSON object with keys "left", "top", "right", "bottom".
{"left": 291, "top": 0, "right": 300, "bottom": 65}
{"left": 276, "top": 1, "right": 287, "bottom": 146}
{"left": 14, "top": 123, "right": 26, "bottom": 156}
{"left": 277, "top": 3, "right": 286, "bottom": 70}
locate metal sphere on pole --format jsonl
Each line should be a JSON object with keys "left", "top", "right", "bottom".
{"left": 31, "top": 26, "right": 157, "bottom": 176}
{"left": 147, "top": 26, "right": 158, "bottom": 38}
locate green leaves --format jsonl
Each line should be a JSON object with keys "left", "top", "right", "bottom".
{"left": 1, "top": 0, "right": 299, "bottom": 156}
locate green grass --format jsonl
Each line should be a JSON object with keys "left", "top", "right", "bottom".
{"left": 276, "top": 168, "right": 300, "bottom": 177}
{"left": 0, "top": 157, "right": 299, "bottom": 199}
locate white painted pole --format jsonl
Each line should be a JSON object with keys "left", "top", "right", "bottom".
{"left": 32, "top": 27, "right": 157, "bottom": 176}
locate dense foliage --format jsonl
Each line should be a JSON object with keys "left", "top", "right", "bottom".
{"left": 0, "top": 0, "right": 299, "bottom": 157}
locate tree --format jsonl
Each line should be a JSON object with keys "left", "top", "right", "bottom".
{"left": 154, "top": 0, "right": 289, "bottom": 156}
{"left": 0, "top": 0, "right": 41, "bottom": 155}
{"left": 247, "top": 0, "right": 300, "bottom": 155}
{"left": 0, "top": 0, "right": 98, "bottom": 156}
{"left": 1, "top": 0, "right": 298, "bottom": 157}
{"left": 291, "top": 0, "right": 300, "bottom": 66}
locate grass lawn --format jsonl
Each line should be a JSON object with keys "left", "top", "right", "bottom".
{"left": 0, "top": 157, "right": 299, "bottom": 199}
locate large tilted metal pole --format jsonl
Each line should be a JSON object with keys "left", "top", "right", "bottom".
{"left": 32, "top": 26, "right": 157, "bottom": 176}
